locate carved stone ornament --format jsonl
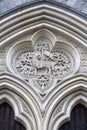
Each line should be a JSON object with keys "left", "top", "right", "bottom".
{"left": 6, "top": 36, "right": 80, "bottom": 93}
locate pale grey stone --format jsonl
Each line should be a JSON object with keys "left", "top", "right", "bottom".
{"left": 0, "top": 0, "right": 34, "bottom": 14}
{"left": 82, "top": 4, "right": 87, "bottom": 13}
{"left": 53, "top": 0, "right": 87, "bottom": 14}
{"left": 66, "top": 0, "right": 77, "bottom": 6}
{"left": 0, "top": 0, "right": 87, "bottom": 15}
{"left": 74, "top": 0, "right": 87, "bottom": 12}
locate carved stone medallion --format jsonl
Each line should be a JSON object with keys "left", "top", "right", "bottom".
{"left": 6, "top": 36, "right": 80, "bottom": 93}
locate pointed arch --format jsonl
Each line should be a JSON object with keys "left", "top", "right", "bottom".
{"left": 1, "top": 4, "right": 86, "bottom": 47}
{"left": 43, "top": 74, "right": 87, "bottom": 130}
{"left": 0, "top": 91, "right": 32, "bottom": 130}
{"left": 0, "top": 73, "right": 42, "bottom": 130}
{"left": 31, "top": 28, "right": 56, "bottom": 46}
{"left": 52, "top": 91, "right": 87, "bottom": 130}
{"left": 0, "top": 102, "right": 26, "bottom": 130}
{"left": 59, "top": 103, "right": 87, "bottom": 130}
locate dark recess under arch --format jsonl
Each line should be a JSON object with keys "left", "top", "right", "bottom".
{"left": 0, "top": 102, "right": 26, "bottom": 130}
{"left": 59, "top": 104, "right": 87, "bottom": 130}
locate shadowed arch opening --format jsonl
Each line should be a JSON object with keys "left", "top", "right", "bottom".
{"left": 0, "top": 102, "right": 26, "bottom": 130}
{"left": 59, "top": 104, "right": 87, "bottom": 130}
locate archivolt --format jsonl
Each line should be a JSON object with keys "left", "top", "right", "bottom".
{"left": 0, "top": 91, "right": 32, "bottom": 130}
{"left": 43, "top": 74, "right": 87, "bottom": 130}
{"left": 1, "top": 4, "right": 87, "bottom": 47}
{"left": 52, "top": 91, "right": 87, "bottom": 130}
{"left": 0, "top": 73, "right": 42, "bottom": 130}
{"left": 0, "top": 2, "right": 87, "bottom": 130}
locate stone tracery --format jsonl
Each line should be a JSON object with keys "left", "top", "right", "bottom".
{"left": 0, "top": 0, "right": 87, "bottom": 130}
{"left": 6, "top": 34, "right": 80, "bottom": 93}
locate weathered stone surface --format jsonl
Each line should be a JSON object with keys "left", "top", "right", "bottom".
{"left": 0, "top": 0, "right": 87, "bottom": 15}
{"left": 55, "top": 0, "right": 87, "bottom": 14}
{"left": 0, "top": 0, "right": 34, "bottom": 15}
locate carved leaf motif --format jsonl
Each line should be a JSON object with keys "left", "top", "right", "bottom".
{"left": 11, "top": 37, "right": 76, "bottom": 93}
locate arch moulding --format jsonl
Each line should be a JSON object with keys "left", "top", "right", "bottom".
{"left": 0, "top": 2, "right": 87, "bottom": 130}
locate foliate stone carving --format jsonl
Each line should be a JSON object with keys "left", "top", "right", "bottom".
{"left": 12, "top": 49, "right": 36, "bottom": 78}
{"left": 33, "top": 74, "right": 52, "bottom": 91}
{"left": 79, "top": 53, "right": 87, "bottom": 73}
{"left": 0, "top": 50, "right": 6, "bottom": 73}
{"left": 7, "top": 36, "right": 80, "bottom": 93}
{"left": 75, "top": 47, "right": 87, "bottom": 74}
{"left": 34, "top": 37, "right": 52, "bottom": 52}
{"left": 52, "top": 49, "right": 74, "bottom": 79}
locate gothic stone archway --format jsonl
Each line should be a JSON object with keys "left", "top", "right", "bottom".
{"left": 59, "top": 104, "right": 87, "bottom": 130}
{"left": 0, "top": 102, "right": 26, "bottom": 130}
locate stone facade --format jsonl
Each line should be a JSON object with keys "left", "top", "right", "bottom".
{"left": 0, "top": 1, "right": 87, "bottom": 130}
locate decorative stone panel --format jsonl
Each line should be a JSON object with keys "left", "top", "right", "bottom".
{"left": 6, "top": 30, "right": 80, "bottom": 94}
{"left": 0, "top": 49, "right": 6, "bottom": 73}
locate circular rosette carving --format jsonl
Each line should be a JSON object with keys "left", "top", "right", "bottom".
{"left": 33, "top": 37, "right": 52, "bottom": 52}
{"left": 12, "top": 50, "right": 36, "bottom": 78}
{"left": 51, "top": 42, "right": 80, "bottom": 80}
{"left": 33, "top": 74, "right": 52, "bottom": 92}
{"left": 52, "top": 49, "right": 74, "bottom": 79}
